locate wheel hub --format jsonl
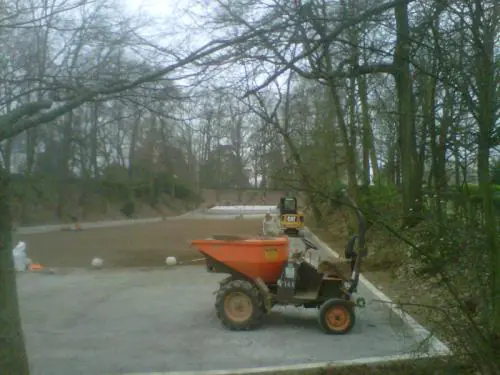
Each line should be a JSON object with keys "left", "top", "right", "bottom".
{"left": 325, "top": 306, "right": 350, "bottom": 331}
{"left": 224, "top": 292, "right": 253, "bottom": 322}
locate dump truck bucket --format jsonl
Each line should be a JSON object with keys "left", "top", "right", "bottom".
{"left": 191, "top": 236, "right": 289, "bottom": 283}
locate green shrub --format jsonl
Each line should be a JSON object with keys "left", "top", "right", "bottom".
{"left": 120, "top": 200, "right": 136, "bottom": 218}
{"left": 358, "top": 183, "right": 402, "bottom": 227}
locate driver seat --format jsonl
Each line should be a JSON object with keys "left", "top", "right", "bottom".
{"left": 318, "top": 259, "right": 353, "bottom": 279}
{"left": 316, "top": 235, "right": 359, "bottom": 279}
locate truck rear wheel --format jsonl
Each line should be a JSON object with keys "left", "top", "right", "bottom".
{"left": 318, "top": 298, "right": 355, "bottom": 334}
{"left": 215, "top": 280, "right": 264, "bottom": 330}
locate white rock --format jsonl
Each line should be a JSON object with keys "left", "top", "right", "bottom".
{"left": 166, "top": 256, "right": 177, "bottom": 266}
{"left": 91, "top": 257, "right": 103, "bottom": 268}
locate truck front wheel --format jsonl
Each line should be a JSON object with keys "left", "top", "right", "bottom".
{"left": 215, "top": 280, "right": 265, "bottom": 330}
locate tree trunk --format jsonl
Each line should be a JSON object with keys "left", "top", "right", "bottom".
{"left": 472, "top": 0, "right": 500, "bottom": 347}
{"left": 56, "top": 112, "right": 73, "bottom": 220}
{"left": 395, "top": 148, "right": 401, "bottom": 187}
{"left": 426, "top": 73, "right": 440, "bottom": 216}
{"left": 452, "top": 124, "right": 462, "bottom": 214}
{"left": 358, "top": 75, "right": 378, "bottom": 185}
{"left": 394, "top": 2, "right": 421, "bottom": 225}
{"left": 0, "top": 169, "right": 30, "bottom": 374}
{"left": 25, "top": 126, "right": 38, "bottom": 175}
{"left": 435, "top": 90, "right": 452, "bottom": 214}
{"left": 386, "top": 140, "right": 395, "bottom": 184}
{"left": 347, "top": 81, "right": 358, "bottom": 180}
{"left": 128, "top": 113, "right": 141, "bottom": 179}
{"left": 1, "top": 95, "right": 14, "bottom": 173}
{"left": 21, "top": 127, "right": 38, "bottom": 224}
{"left": 90, "top": 102, "right": 99, "bottom": 178}
{"left": 330, "top": 86, "right": 358, "bottom": 202}
{"left": 1, "top": 139, "right": 12, "bottom": 172}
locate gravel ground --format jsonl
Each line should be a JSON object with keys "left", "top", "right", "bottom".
{"left": 18, "top": 265, "right": 420, "bottom": 375}
{"left": 16, "top": 208, "right": 423, "bottom": 374}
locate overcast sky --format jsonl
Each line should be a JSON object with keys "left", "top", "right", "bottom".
{"left": 124, "top": 0, "right": 178, "bottom": 20}
{"left": 123, "top": 0, "right": 205, "bottom": 42}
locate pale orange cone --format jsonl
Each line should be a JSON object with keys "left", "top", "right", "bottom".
{"left": 29, "top": 263, "right": 44, "bottom": 271}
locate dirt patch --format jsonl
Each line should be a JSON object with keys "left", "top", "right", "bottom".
{"left": 16, "top": 219, "right": 262, "bottom": 268}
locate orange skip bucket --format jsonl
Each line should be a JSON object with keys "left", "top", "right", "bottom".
{"left": 191, "top": 236, "right": 289, "bottom": 283}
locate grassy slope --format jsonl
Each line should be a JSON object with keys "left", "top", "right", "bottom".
{"left": 13, "top": 188, "right": 288, "bottom": 226}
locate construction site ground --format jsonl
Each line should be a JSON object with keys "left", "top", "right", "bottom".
{"left": 14, "top": 217, "right": 263, "bottom": 268}
{"left": 16, "top": 208, "right": 422, "bottom": 375}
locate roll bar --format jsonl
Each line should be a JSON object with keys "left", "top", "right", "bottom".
{"left": 343, "top": 192, "right": 366, "bottom": 256}
{"left": 299, "top": 190, "right": 366, "bottom": 294}
{"left": 342, "top": 190, "right": 367, "bottom": 294}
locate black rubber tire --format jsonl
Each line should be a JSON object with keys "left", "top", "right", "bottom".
{"left": 215, "top": 279, "right": 265, "bottom": 330}
{"left": 218, "top": 275, "right": 234, "bottom": 287}
{"left": 318, "top": 298, "right": 356, "bottom": 334}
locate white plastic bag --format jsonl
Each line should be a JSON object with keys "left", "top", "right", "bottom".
{"left": 12, "top": 241, "right": 28, "bottom": 271}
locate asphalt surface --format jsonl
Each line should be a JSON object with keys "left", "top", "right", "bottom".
{"left": 16, "top": 207, "right": 423, "bottom": 374}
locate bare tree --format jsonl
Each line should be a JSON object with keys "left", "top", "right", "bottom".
{"left": 0, "top": 2, "right": 271, "bottom": 372}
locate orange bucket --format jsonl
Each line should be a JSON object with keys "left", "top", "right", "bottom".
{"left": 192, "top": 237, "right": 289, "bottom": 283}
